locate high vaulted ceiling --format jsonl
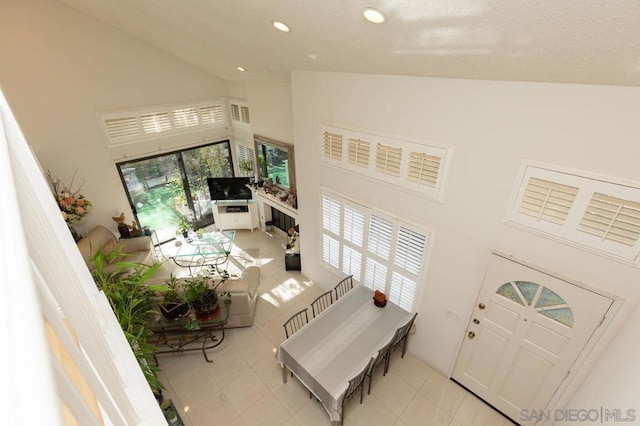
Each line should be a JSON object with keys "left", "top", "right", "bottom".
{"left": 59, "top": 0, "right": 640, "bottom": 87}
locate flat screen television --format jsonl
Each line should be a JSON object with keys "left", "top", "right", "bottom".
{"left": 207, "top": 177, "right": 252, "bottom": 201}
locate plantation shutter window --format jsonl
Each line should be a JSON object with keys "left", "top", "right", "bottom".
{"left": 104, "top": 116, "right": 140, "bottom": 140}
{"left": 323, "top": 132, "right": 343, "bottom": 161}
{"left": 364, "top": 258, "right": 388, "bottom": 293}
{"left": 578, "top": 193, "right": 640, "bottom": 246}
{"left": 323, "top": 234, "right": 341, "bottom": 268}
{"left": 389, "top": 272, "right": 417, "bottom": 312}
{"left": 368, "top": 215, "right": 393, "bottom": 260}
{"left": 395, "top": 227, "right": 427, "bottom": 276}
{"left": 519, "top": 177, "right": 579, "bottom": 225}
{"left": 200, "top": 105, "right": 225, "bottom": 124}
{"left": 342, "top": 246, "right": 363, "bottom": 281}
{"left": 407, "top": 152, "right": 440, "bottom": 188}
{"left": 347, "top": 138, "right": 371, "bottom": 169}
{"left": 230, "top": 104, "right": 240, "bottom": 121}
{"left": 140, "top": 112, "right": 171, "bottom": 134}
{"left": 322, "top": 194, "right": 342, "bottom": 236}
{"left": 343, "top": 204, "right": 365, "bottom": 247}
{"left": 507, "top": 162, "right": 640, "bottom": 263}
{"left": 240, "top": 106, "right": 251, "bottom": 124}
{"left": 375, "top": 143, "right": 402, "bottom": 177}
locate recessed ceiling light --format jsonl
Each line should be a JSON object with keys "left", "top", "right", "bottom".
{"left": 363, "top": 8, "right": 386, "bottom": 24}
{"left": 273, "top": 21, "right": 290, "bottom": 32}
{"left": 237, "top": 66, "right": 245, "bottom": 72}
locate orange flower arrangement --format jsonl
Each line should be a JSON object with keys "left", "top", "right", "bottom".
{"left": 47, "top": 169, "right": 92, "bottom": 225}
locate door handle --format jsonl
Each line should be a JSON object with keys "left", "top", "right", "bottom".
{"left": 468, "top": 331, "right": 476, "bottom": 339}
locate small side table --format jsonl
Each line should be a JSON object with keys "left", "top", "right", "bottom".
{"left": 285, "top": 252, "right": 301, "bottom": 271}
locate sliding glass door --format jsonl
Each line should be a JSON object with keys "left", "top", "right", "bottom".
{"left": 117, "top": 141, "right": 233, "bottom": 243}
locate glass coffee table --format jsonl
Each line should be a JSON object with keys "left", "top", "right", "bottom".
{"left": 170, "top": 230, "right": 235, "bottom": 275}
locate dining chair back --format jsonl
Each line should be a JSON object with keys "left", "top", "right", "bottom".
{"left": 385, "top": 313, "right": 418, "bottom": 373}
{"left": 333, "top": 275, "right": 354, "bottom": 300}
{"left": 367, "top": 337, "right": 395, "bottom": 395}
{"left": 283, "top": 308, "right": 309, "bottom": 339}
{"left": 340, "top": 357, "right": 374, "bottom": 425}
{"left": 310, "top": 290, "right": 334, "bottom": 318}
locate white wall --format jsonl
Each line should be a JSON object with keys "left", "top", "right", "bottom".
{"left": 291, "top": 70, "right": 640, "bottom": 409}
{"left": 0, "top": 0, "right": 228, "bottom": 236}
{"left": 246, "top": 80, "right": 294, "bottom": 144}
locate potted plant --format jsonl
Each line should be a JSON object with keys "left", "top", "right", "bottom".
{"left": 239, "top": 159, "right": 254, "bottom": 178}
{"left": 89, "top": 246, "right": 167, "bottom": 397}
{"left": 183, "top": 275, "right": 222, "bottom": 319}
{"left": 158, "top": 274, "right": 190, "bottom": 321}
{"left": 177, "top": 215, "right": 191, "bottom": 238}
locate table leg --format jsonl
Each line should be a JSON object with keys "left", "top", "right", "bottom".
{"left": 282, "top": 365, "right": 288, "bottom": 383}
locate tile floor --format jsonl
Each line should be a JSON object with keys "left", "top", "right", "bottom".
{"left": 155, "top": 229, "right": 514, "bottom": 426}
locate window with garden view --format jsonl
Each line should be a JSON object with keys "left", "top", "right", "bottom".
{"left": 117, "top": 141, "right": 233, "bottom": 243}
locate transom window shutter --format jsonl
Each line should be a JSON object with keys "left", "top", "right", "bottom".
{"left": 240, "top": 106, "right": 251, "bottom": 124}
{"left": 237, "top": 144, "right": 246, "bottom": 161}
{"left": 172, "top": 108, "right": 199, "bottom": 128}
{"left": 104, "top": 116, "right": 140, "bottom": 140}
{"left": 375, "top": 143, "right": 402, "bottom": 177}
{"left": 368, "top": 215, "right": 393, "bottom": 259}
{"left": 408, "top": 152, "right": 440, "bottom": 188}
{"left": 389, "top": 272, "right": 417, "bottom": 312}
{"left": 364, "top": 258, "right": 388, "bottom": 293}
{"left": 200, "top": 105, "right": 224, "bottom": 124}
{"left": 322, "top": 234, "right": 340, "bottom": 268}
{"left": 343, "top": 205, "right": 365, "bottom": 247}
{"left": 230, "top": 104, "right": 240, "bottom": 121}
{"left": 395, "top": 227, "right": 427, "bottom": 276}
{"left": 347, "top": 138, "right": 370, "bottom": 168}
{"left": 578, "top": 193, "right": 640, "bottom": 246}
{"left": 323, "top": 131, "right": 343, "bottom": 161}
{"left": 519, "top": 177, "right": 579, "bottom": 225}
{"left": 140, "top": 112, "right": 171, "bottom": 134}
{"left": 342, "top": 246, "right": 362, "bottom": 281}
{"left": 322, "top": 194, "right": 342, "bottom": 235}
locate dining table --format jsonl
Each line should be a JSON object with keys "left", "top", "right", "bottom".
{"left": 275, "top": 285, "right": 413, "bottom": 424}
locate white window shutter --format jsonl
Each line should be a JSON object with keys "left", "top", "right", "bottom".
{"left": 389, "top": 272, "right": 417, "bottom": 312}
{"left": 407, "top": 152, "right": 440, "bottom": 188}
{"left": 240, "top": 106, "right": 251, "bottom": 124}
{"left": 230, "top": 104, "right": 240, "bottom": 121}
{"left": 322, "top": 194, "right": 342, "bottom": 235}
{"left": 578, "top": 192, "right": 640, "bottom": 247}
{"left": 200, "top": 105, "right": 225, "bottom": 124}
{"left": 395, "top": 227, "right": 427, "bottom": 276}
{"left": 519, "top": 177, "right": 579, "bottom": 225}
{"left": 104, "top": 116, "right": 140, "bottom": 140}
{"left": 323, "top": 234, "right": 341, "bottom": 268}
{"left": 375, "top": 143, "right": 402, "bottom": 177}
{"left": 368, "top": 215, "right": 393, "bottom": 260}
{"left": 140, "top": 112, "right": 171, "bottom": 134}
{"left": 364, "top": 258, "right": 388, "bottom": 293}
{"left": 172, "top": 108, "right": 199, "bottom": 128}
{"left": 323, "top": 131, "right": 343, "bottom": 162}
{"left": 342, "top": 246, "right": 362, "bottom": 281}
{"left": 343, "top": 204, "right": 365, "bottom": 247}
{"left": 347, "top": 138, "right": 371, "bottom": 169}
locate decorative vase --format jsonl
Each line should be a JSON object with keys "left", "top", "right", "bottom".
{"left": 68, "top": 226, "right": 82, "bottom": 242}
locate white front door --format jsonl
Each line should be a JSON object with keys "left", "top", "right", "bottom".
{"left": 453, "top": 253, "right": 613, "bottom": 424}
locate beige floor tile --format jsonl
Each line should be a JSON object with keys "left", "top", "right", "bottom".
{"left": 344, "top": 393, "right": 399, "bottom": 426}
{"left": 370, "top": 372, "right": 418, "bottom": 417}
{"left": 400, "top": 393, "right": 451, "bottom": 426}
{"left": 203, "top": 344, "right": 250, "bottom": 388}
{"left": 293, "top": 399, "right": 334, "bottom": 426}
{"left": 241, "top": 391, "right": 293, "bottom": 426}
{"left": 186, "top": 390, "right": 239, "bottom": 426}
{"left": 235, "top": 328, "right": 277, "bottom": 366}
{"left": 252, "top": 351, "right": 284, "bottom": 389}
{"left": 272, "top": 379, "right": 314, "bottom": 416}
{"left": 388, "top": 352, "right": 434, "bottom": 391}
{"left": 453, "top": 393, "right": 511, "bottom": 426}
{"left": 157, "top": 351, "right": 206, "bottom": 386}
{"left": 419, "top": 371, "right": 467, "bottom": 416}
{"left": 170, "top": 367, "right": 219, "bottom": 412}
{"left": 222, "top": 368, "right": 269, "bottom": 414}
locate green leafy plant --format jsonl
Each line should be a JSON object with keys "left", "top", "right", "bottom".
{"left": 239, "top": 159, "right": 254, "bottom": 176}
{"left": 89, "top": 245, "right": 168, "bottom": 395}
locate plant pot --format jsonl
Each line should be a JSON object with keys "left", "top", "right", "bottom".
{"left": 159, "top": 302, "right": 190, "bottom": 321}
{"left": 191, "top": 289, "right": 218, "bottom": 316}
{"left": 181, "top": 229, "right": 189, "bottom": 238}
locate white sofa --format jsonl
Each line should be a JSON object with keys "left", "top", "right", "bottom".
{"left": 216, "top": 266, "right": 260, "bottom": 328}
